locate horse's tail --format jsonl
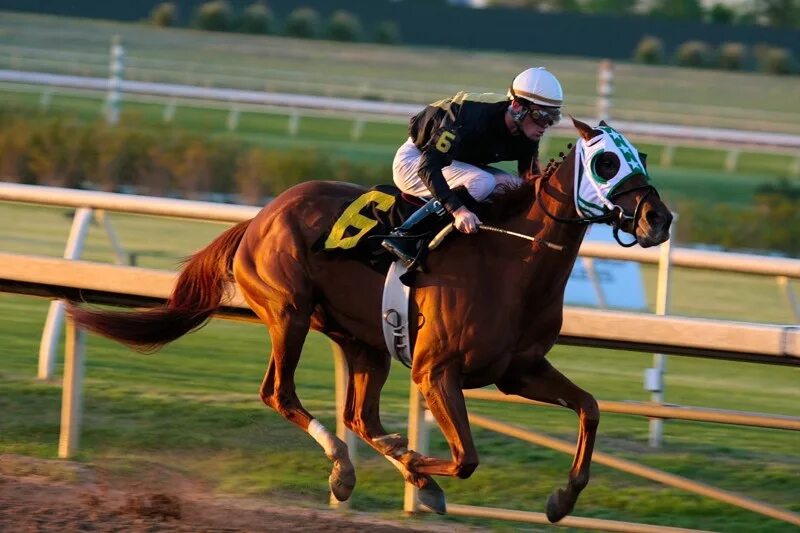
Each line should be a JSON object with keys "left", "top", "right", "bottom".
{"left": 68, "top": 220, "right": 251, "bottom": 352}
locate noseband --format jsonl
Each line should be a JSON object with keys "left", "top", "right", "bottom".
{"left": 536, "top": 178, "right": 658, "bottom": 247}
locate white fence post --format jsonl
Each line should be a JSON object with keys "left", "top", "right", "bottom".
{"left": 404, "top": 384, "right": 428, "bottom": 513}
{"left": 582, "top": 257, "right": 607, "bottom": 309}
{"left": 94, "top": 210, "right": 129, "bottom": 265}
{"left": 39, "top": 89, "right": 53, "bottom": 111}
{"left": 105, "top": 35, "right": 125, "bottom": 126}
{"left": 163, "top": 98, "right": 177, "bottom": 123}
{"left": 647, "top": 214, "right": 676, "bottom": 448}
{"left": 330, "top": 342, "right": 357, "bottom": 509}
{"left": 777, "top": 276, "right": 800, "bottom": 323}
{"left": 724, "top": 149, "right": 740, "bottom": 172}
{"left": 597, "top": 60, "right": 613, "bottom": 122}
{"left": 660, "top": 145, "right": 675, "bottom": 167}
{"left": 38, "top": 207, "right": 93, "bottom": 380}
{"left": 351, "top": 117, "right": 365, "bottom": 141}
{"left": 58, "top": 317, "right": 85, "bottom": 459}
{"left": 227, "top": 107, "right": 240, "bottom": 131}
{"left": 287, "top": 110, "right": 300, "bottom": 136}
{"left": 791, "top": 155, "right": 800, "bottom": 178}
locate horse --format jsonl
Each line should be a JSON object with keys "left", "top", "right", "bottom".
{"left": 68, "top": 118, "right": 672, "bottom": 522}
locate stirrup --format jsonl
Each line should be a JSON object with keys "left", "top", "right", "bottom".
{"left": 382, "top": 237, "right": 418, "bottom": 269}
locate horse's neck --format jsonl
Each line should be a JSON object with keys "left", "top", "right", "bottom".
{"left": 513, "top": 150, "right": 588, "bottom": 298}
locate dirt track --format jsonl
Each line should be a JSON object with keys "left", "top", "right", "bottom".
{"left": 0, "top": 455, "right": 459, "bottom": 532}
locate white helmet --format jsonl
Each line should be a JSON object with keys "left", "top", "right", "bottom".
{"left": 508, "top": 67, "right": 564, "bottom": 108}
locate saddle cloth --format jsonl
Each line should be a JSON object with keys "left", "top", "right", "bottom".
{"left": 313, "top": 184, "right": 423, "bottom": 273}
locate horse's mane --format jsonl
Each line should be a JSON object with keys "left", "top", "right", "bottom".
{"left": 480, "top": 143, "right": 573, "bottom": 224}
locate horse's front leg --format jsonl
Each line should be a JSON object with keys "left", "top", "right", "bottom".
{"left": 402, "top": 361, "right": 479, "bottom": 481}
{"left": 331, "top": 336, "right": 447, "bottom": 513}
{"left": 497, "top": 358, "right": 600, "bottom": 523}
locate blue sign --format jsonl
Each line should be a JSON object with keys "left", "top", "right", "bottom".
{"left": 565, "top": 225, "right": 647, "bottom": 310}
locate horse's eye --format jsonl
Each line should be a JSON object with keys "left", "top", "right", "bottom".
{"left": 594, "top": 153, "right": 620, "bottom": 180}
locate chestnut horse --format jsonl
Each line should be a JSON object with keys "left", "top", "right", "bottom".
{"left": 69, "top": 118, "right": 671, "bottom": 522}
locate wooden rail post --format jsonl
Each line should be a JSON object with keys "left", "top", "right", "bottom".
{"left": 329, "top": 341, "right": 357, "bottom": 509}
{"left": 38, "top": 207, "right": 93, "bottom": 380}
{"left": 404, "top": 384, "right": 428, "bottom": 513}
{"left": 648, "top": 217, "right": 675, "bottom": 447}
{"left": 105, "top": 35, "right": 124, "bottom": 126}
{"left": 777, "top": 275, "right": 800, "bottom": 323}
{"left": 58, "top": 318, "right": 85, "bottom": 458}
{"left": 597, "top": 59, "right": 613, "bottom": 122}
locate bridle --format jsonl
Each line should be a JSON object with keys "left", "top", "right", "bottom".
{"left": 536, "top": 178, "right": 658, "bottom": 247}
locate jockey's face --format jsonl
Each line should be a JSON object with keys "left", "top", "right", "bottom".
{"left": 510, "top": 100, "right": 560, "bottom": 141}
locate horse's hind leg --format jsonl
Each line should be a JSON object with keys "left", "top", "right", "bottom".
{"left": 236, "top": 253, "right": 355, "bottom": 501}
{"left": 497, "top": 358, "right": 600, "bottom": 523}
{"left": 331, "top": 336, "right": 446, "bottom": 513}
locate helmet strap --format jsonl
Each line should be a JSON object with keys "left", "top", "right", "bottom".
{"left": 509, "top": 100, "right": 528, "bottom": 126}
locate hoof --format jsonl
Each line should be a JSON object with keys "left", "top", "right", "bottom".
{"left": 545, "top": 488, "right": 573, "bottom": 523}
{"left": 417, "top": 477, "right": 446, "bottom": 515}
{"left": 329, "top": 462, "right": 356, "bottom": 502}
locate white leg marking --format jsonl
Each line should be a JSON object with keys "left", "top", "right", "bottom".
{"left": 308, "top": 419, "right": 339, "bottom": 457}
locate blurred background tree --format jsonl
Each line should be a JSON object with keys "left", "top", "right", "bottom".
{"left": 633, "top": 35, "right": 664, "bottom": 64}
{"left": 706, "top": 2, "right": 736, "bottom": 24}
{"left": 284, "top": 7, "right": 321, "bottom": 38}
{"left": 149, "top": 2, "right": 178, "bottom": 27}
{"left": 237, "top": 1, "right": 274, "bottom": 34}
{"left": 674, "top": 40, "right": 712, "bottom": 68}
{"left": 581, "top": 0, "right": 637, "bottom": 14}
{"left": 192, "top": 0, "right": 233, "bottom": 32}
{"left": 373, "top": 20, "right": 400, "bottom": 44}
{"left": 756, "top": 0, "right": 800, "bottom": 28}
{"left": 327, "top": 10, "right": 363, "bottom": 42}
{"left": 648, "top": 0, "right": 704, "bottom": 20}
{"left": 717, "top": 42, "right": 747, "bottom": 70}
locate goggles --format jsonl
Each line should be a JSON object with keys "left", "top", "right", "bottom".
{"left": 526, "top": 105, "right": 561, "bottom": 127}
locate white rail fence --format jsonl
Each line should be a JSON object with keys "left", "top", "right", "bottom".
{"left": 3, "top": 69, "right": 800, "bottom": 174}
{"left": 1, "top": 182, "right": 798, "bottom": 385}
{"left": 1, "top": 185, "right": 799, "bottom": 531}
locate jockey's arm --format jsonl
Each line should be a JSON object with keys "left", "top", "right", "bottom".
{"left": 417, "top": 147, "right": 481, "bottom": 234}
{"left": 417, "top": 138, "right": 464, "bottom": 214}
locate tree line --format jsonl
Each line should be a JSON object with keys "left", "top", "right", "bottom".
{"left": 1, "top": 109, "right": 797, "bottom": 256}
{"left": 0, "top": 110, "right": 390, "bottom": 205}
{"left": 149, "top": 1, "right": 400, "bottom": 44}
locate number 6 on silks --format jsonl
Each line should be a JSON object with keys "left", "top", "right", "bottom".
{"left": 435, "top": 130, "right": 456, "bottom": 153}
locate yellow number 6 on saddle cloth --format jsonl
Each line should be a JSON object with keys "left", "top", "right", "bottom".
{"left": 324, "top": 190, "right": 396, "bottom": 250}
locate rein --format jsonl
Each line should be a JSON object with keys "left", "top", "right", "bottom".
{"left": 479, "top": 224, "right": 565, "bottom": 251}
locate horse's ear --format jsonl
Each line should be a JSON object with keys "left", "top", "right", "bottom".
{"left": 599, "top": 119, "right": 608, "bottom": 127}
{"left": 570, "top": 115, "right": 600, "bottom": 141}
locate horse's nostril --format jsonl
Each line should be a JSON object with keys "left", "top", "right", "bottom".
{"left": 645, "top": 209, "right": 662, "bottom": 226}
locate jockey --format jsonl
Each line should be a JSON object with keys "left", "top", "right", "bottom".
{"left": 381, "top": 67, "right": 563, "bottom": 268}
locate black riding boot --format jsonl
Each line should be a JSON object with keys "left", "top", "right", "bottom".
{"left": 381, "top": 198, "right": 451, "bottom": 269}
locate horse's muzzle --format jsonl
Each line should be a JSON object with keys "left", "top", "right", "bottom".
{"left": 636, "top": 205, "right": 673, "bottom": 248}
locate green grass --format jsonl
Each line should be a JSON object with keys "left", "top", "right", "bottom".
{"left": 0, "top": 202, "right": 798, "bottom": 532}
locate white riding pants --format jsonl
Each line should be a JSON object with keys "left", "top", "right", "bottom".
{"left": 392, "top": 138, "right": 522, "bottom": 203}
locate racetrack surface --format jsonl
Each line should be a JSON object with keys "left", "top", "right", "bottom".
{"left": 0, "top": 454, "right": 462, "bottom": 533}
